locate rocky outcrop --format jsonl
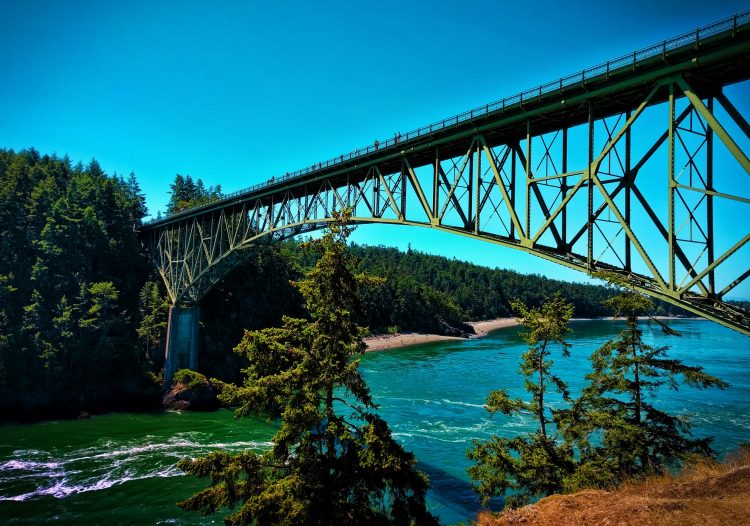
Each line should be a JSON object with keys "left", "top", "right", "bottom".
{"left": 438, "top": 319, "right": 476, "bottom": 338}
{"left": 161, "top": 369, "right": 220, "bottom": 411}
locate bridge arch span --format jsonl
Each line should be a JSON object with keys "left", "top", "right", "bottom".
{"left": 140, "top": 17, "right": 750, "bottom": 381}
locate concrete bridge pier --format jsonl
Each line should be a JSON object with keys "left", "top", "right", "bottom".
{"left": 164, "top": 305, "right": 200, "bottom": 386}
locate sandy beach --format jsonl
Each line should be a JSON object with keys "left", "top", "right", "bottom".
{"left": 363, "top": 315, "right": 699, "bottom": 352}
{"left": 364, "top": 318, "right": 518, "bottom": 352}
{"left": 469, "top": 318, "right": 519, "bottom": 336}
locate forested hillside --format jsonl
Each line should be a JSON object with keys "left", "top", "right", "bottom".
{"left": 0, "top": 148, "right": 157, "bottom": 418}
{"left": 352, "top": 245, "right": 617, "bottom": 330}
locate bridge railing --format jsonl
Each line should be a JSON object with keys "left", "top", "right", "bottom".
{"left": 145, "top": 9, "right": 750, "bottom": 226}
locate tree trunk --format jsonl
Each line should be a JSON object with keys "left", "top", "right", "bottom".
{"left": 630, "top": 313, "right": 647, "bottom": 470}
{"left": 539, "top": 343, "right": 547, "bottom": 440}
{"left": 326, "top": 384, "right": 335, "bottom": 461}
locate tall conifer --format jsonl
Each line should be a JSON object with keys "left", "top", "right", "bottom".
{"left": 467, "top": 293, "right": 575, "bottom": 508}
{"left": 178, "top": 211, "right": 438, "bottom": 525}
{"left": 566, "top": 276, "right": 729, "bottom": 484}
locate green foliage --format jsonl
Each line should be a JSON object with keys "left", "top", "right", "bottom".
{"left": 351, "top": 244, "right": 644, "bottom": 333}
{"left": 564, "top": 284, "right": 729, "bottom": 485}
{"left": 730, "top": 299, "right": 750, "bottom": 311}
{"left": 467, "top": 433, "right": 576, "bottom": 509}
{"left": 0, "top": 148, "right": 157, "bottom": 418}
{"left": 169, "top": 238, "right": 642, "bottom": 387}
{"left": 173, "top": 369, "right": 210, "bottom": 390}
{"left": 178, "top": 211, "right": 438, "bottom": 525}
{"left": 197, "top": 242, "right": 306, "bottom": 383}
{"left": 467, "top": 294, "right": 575, "bottom": 507}
{"left": 137, "top": 280, "right": 170, "bottom": 370}
{"left": 147, "top": 370, "right": 164, "bottom": 387}
{"left": 166, "top": 174, "right": 222, "bottom": 214}
{"left": 161, "top": 228, "right": 663, "bottom": 386}
{"left": 468, "top": 284, "right": 730, "bottom": 507}
{"left": 468, "top": 284, "right": 727, "bottom": 506}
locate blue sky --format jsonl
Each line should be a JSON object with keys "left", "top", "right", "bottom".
{"left": 1, "top": 0, "right": 748, "bottom": 293}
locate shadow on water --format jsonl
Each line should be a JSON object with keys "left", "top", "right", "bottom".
{"left": 417, "top": 460, "right": 503, "bottom": 525}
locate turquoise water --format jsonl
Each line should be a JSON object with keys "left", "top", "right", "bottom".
{"left": 1, "top": 320, "right": 748, "bottom": 525}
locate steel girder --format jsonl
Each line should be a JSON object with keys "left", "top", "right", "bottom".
{"left": 141, "top": 73, "right": 750, "bottom": 336}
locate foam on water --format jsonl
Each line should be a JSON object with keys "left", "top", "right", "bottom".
{"left": 439, "top": 399, "right": 485, "bottom": 409}
{"left": 1, "top": 467, "right": 180, "bottom": 502}
{"left": 0, "top": 431, "right": 272, "bottom": 502}
{"left": 394, "top": 432, "right": 473, "bottom": 444}
{"left": 0, "top": 459, "right": 62, "bottom": 472}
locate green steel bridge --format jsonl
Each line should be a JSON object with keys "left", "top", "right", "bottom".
{"left": 140, "top": 12, "right": 750, "bottom": 381}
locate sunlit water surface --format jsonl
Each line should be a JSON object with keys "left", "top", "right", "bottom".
{"left": 1, "top": 320, "right": 748, "bottom": 525}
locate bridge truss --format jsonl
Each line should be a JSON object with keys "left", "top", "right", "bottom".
{"left": 142, "top": 13, "right": 750, "bottom": 337}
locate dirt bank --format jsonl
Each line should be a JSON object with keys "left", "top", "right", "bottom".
{"left": 478, "top": 449, "right": 750, "bottom": 526}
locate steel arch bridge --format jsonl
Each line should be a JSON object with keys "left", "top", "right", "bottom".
{"left": 140, "top": 12, "right": 750, "bottom": 379}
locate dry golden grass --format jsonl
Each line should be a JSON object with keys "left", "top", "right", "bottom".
{"left": 477, "top": 448, "right": 750, "bottom": 526}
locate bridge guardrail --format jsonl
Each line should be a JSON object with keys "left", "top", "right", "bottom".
{"left": 145, "top": 9, "right": 750, "bottom": 226}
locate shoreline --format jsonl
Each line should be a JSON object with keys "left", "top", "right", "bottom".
{"left": 364, "top": 318, "right": 518, "bottom": 352}
{"left": 364, "top": 315, "right": 702, "bottom": 352}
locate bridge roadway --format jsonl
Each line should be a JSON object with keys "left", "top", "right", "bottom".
{"left": 140, "top": 12, "right": 750, "bottom": 382}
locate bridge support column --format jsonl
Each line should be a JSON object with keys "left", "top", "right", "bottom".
{"left": 163, "top": 305, "right": 200, "bottom": 386}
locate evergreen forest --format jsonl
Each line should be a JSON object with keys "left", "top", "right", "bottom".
{"left": 0, "top": 148, "right": 154, "bottom": 418}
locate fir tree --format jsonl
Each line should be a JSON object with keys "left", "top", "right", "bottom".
{"left": 124, "top": 172, "right": 148, "bottom": 222}
{"left": 177, "top": 210, "right": 438, "bottom": 525}
{"left": 467, "top": 293, "right": 575, "bottom": 508}
{"left": 0, "top": 148, "right": 154, "bottom": 418}
{"left": 137, "top": 280, "right": 170, "bottom": 368}
{"left": 166, "top": 174, "right": 222, "bottom": 214}
{"left": 565, "top": 276, "right": 729, "bottom": 485}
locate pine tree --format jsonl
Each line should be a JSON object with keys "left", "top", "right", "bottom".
{"left": 166, "top": 174, "right": 223, "bottom": 214}
{"left": 0, "top": 149, "right": 153, "bottom": 417}
{"left": 137, "top": 280, "right": 169, "bottom": 368}
{"left": 124, "top": 172, "right": 148, "bottom": 222}
{"left": 177, "top": 211, "right": 438, "bottom": 525}
{"left": 562, "top": 274, "right": 729, "bottom": 488}
{"left": 467, "top": 293, "right": 575, "bottom": 508}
